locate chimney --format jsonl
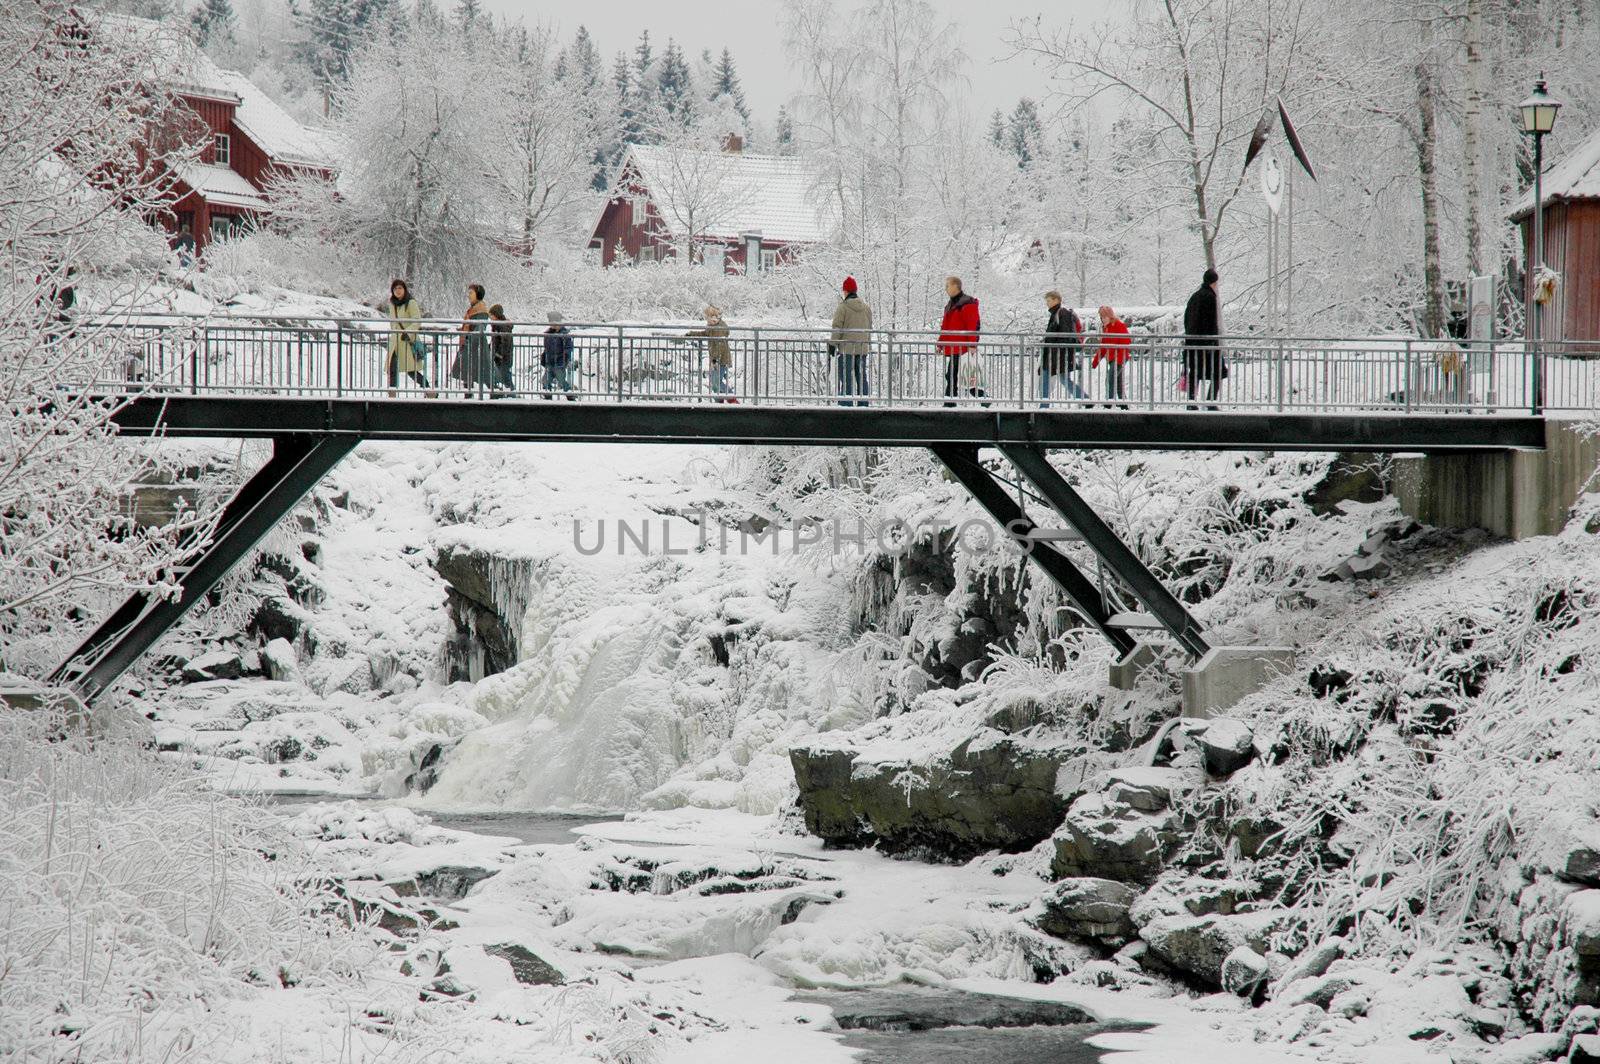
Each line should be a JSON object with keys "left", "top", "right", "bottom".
{"left": 722, "top": 133, "right": 744, "bottom": 154}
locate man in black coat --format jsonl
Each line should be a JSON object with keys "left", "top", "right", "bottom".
{"left": 1183, "top": 268, "right": 1225, "bottom": 410}
{"left": 1039, "top": 290, "right": 1084, "bottom": 403}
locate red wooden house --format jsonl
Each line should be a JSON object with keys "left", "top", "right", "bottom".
{"left": 1512, "top": 122, "right": 1600, "bottom": 342}
{"left": 590, "top": 140, "right": 828, "bottom": 271}
{"left": 105, "top": 15, "right": 336, "bottom": 252}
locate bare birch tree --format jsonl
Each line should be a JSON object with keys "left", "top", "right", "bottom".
{"left": 1010, "top": 0, "right": 1323, "bottom": 275}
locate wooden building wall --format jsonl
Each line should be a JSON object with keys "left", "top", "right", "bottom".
{"left": 1523, "top": 199, "right": 1600, "bottom": 342}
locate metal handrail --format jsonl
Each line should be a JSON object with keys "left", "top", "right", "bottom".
{"left": 65, "top": 313, "right": 1600, "bottom": 415}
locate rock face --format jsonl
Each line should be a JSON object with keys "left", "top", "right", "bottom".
{"left": 434, "top": 546, "right": 538, "bottom": 682}
{"left": 1033, "top": 877, "right": 1137, "bottom": 947}
{"left": 1049, "top": 768, "right": 1194, "bottom": 885}
{"left": 789, "top": 732, "right": 1073, "bottom": 859}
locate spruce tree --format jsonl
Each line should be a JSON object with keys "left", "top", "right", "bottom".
{"left": 190, "top": 0, "right": 237, "bottom": 49}
{"left": 1007, "top": 98, "right": 1044, "bottom": 167}
{"left": 775, "top": 105, "right": 795, "bottom": 155}
{"left": 654, "top": 39, "right": 694, "bottom": 128}
{"left": 709, "top": 46, "right": 750, "bottom": 128}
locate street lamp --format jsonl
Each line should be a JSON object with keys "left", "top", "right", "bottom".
{"left": 1519, "top": 75, "right": 1562, "bottom": 413}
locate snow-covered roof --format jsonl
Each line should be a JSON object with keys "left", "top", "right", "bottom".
{"left": 174, "top": 162, "right": 268, "bottom": 211}
{"left": 622, "top": 146, "right": 831, "bottom": 244}
{"left": 217, "top": 70, "right": 336, "bottom": 169}
{"left": 1511, "top": 123, "right": 1600, "bottom": 218}
{"left": 96, "top": 13, "right": 239, "bottom": 101}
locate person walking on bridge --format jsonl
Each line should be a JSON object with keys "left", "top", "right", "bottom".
{"left": 452, "top": 283, "right": 494, "bottom": 398}
{"left": 1039, "top": 290, "right": 1083, "bottom": 404}
{"left": 489, "top": 303, "right": 515, "bottom": 397}
{"left": 384, "top": 278, "right": 433, "bottom": 397}
{"left": 1090, "top": 305, "right": 1131, "bottom": 409}
{"left": 540, "top": 312, "right": 576, "bottom": 400}
{"left": 687, "top": 305, "right": 735, "bottom": 403}
{"left": 830, "top": 275, "right": 872, "bottom": 406}
{"left": 1183, "top": 268, "right": 1226, "bottom": 410}
{"left": 939, "top": 275, "right": 980, "bottom": 406}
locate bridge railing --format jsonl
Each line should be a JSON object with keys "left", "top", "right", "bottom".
{"left": 77, "top": 313, "right": 1600, "bottom": 414}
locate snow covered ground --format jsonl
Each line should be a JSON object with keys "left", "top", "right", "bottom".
{"left": 81, "top": 282, "right": 1600, "bottom": 1063}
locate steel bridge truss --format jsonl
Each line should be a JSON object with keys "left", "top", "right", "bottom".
{"left": 931, "top": 444, "right": 1210, "bottom": 664}
{"left": 50, "top": 436, "right": 357, "bottom": 701}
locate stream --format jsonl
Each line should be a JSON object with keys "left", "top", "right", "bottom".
{"left": 267, "top": 794, "right": 1130, "bottom": 1062}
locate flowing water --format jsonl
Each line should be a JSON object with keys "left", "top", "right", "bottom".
{"left": 266, "top": 793, "right": 619, "bottom": 845}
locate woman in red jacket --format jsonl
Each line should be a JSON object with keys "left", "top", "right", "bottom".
{"left": 1090, "top": 304, "right": 1131, "bottom": 409}
{"left": 938, "top": 275, "right": 980, "bottom": 406}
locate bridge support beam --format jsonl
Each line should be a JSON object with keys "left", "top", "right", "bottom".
{"left": 930, "top": 444, "right": 1136, "bottom": 659}
{"left": 998, "top": 444, "right": 1212, "bottom": 661}
{"left": 51, "top": 435, "right": 357, "bottom": 703}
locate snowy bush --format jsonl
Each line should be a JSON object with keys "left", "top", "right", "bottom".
{"left": 0, "top": 708, "right": 380, "bottom": 1062}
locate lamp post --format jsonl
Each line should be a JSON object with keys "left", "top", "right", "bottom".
{"left": 1519, "top": 75, "right": 1562, "bottom": 414}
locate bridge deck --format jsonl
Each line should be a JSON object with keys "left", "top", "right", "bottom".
{"left": 108, "top": 395, "right": 1547, "bottom": 452}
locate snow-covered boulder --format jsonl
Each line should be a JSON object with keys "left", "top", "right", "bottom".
{"left": 181, "top": 649, "right": 244, "bottom": 682}
{"left": 1220, "top": 944, "right": 1270, "bottom": 995}
{"left": 1193, "top": 718, "right": 1255, "bottom": 776}
{"left": 261, "top": 638, "right": 299, "bottom": 682}
{"left": 789, "top": 730, "right": 1074, "bottom": 859}
{"left": 1049, "top": 768, "right": 1197, "bottom": 885}
{"left": 1139, "top": 910, "right": 1285, "bottom": 989}
{"left": 1032, "top": 877, "right": 1137, "bottom": 946}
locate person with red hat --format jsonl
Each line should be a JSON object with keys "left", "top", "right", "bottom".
{"left": 829, "top": 275, "right": 873, "bottom": 406}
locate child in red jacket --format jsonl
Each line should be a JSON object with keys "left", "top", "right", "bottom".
{"left": 1090, "top": 305, "right": 1131, "bottom": 409}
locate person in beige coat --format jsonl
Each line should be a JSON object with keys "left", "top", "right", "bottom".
{"left": 686, "top": 305, "right": 735, "bottom": 402}
{"left": 384, "top": 279, "right": 432, "bottom": 396}
{"left": 829, "top": 275, "right": 872, "bottom": 406}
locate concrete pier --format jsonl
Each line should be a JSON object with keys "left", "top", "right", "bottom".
{"left": 1180, "top": 646, "right": 1298, "bottom": 718}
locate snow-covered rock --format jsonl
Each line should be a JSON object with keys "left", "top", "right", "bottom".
{"left": 1193, "top": 718, "right": 1255, "bottom": 776}
{"left": 1032, "top": 877, "right": 1137, "bottom": 946}
{"left": 1220, "top": 945, "right": 1270, "bottom": 995}
{"left": 1139, "top": 911, "right": 1285, "bottom": 989}
{"left": 261, "top": 638, "right": 299, "bottom": 682}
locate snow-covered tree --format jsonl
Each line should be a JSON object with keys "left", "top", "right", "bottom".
{"left": 0, "top": 2, "right": 210, "bottom": 667}
{"left": 488, "top": 25, "right": 599, "bottom": 256}
{"left": 1010, "top": 0, "right": 1326, "bottom": 276}
{"left": 272, "top": 19, "right": 500, "bottom": 292}
{"left": 774, "top": 105, "right": 796, "bottom": 154}
{"left": 653, "top": 40, "right": 696, "bottom": 129}
{"left": 709, "top": 46, "right": 752, "bottom": 130}
{"left": 189, "top": 0, "right": 236, "bottom": 48}
{"left": 293, "top": 0, "right": 390, "bottom": 91}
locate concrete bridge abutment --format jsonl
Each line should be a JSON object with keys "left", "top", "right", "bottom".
{"left": 1394, "top": 419, "right": 1597, "bottom": 540}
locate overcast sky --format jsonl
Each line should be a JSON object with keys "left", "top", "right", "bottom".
{"left": 480, "top": 0, "right": 1118, "bottom": 124}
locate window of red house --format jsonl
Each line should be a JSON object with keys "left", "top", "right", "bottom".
{"left": 213, "top": 133, "right": 230, "bottom": 166}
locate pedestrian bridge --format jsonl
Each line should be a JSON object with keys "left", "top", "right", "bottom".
{"left": 54, "top": 313, "right": 1596, "bottom": 704}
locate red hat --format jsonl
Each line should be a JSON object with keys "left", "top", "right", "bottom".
{"left": 842, "top": 275, "right": 857, "bottom": 294}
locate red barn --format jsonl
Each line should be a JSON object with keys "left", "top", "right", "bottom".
{"left": 104, "top": 15, "right": 336, "bottom": 253}
{"left": 590, "top": 140, "right": 828, "bottom": 271}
